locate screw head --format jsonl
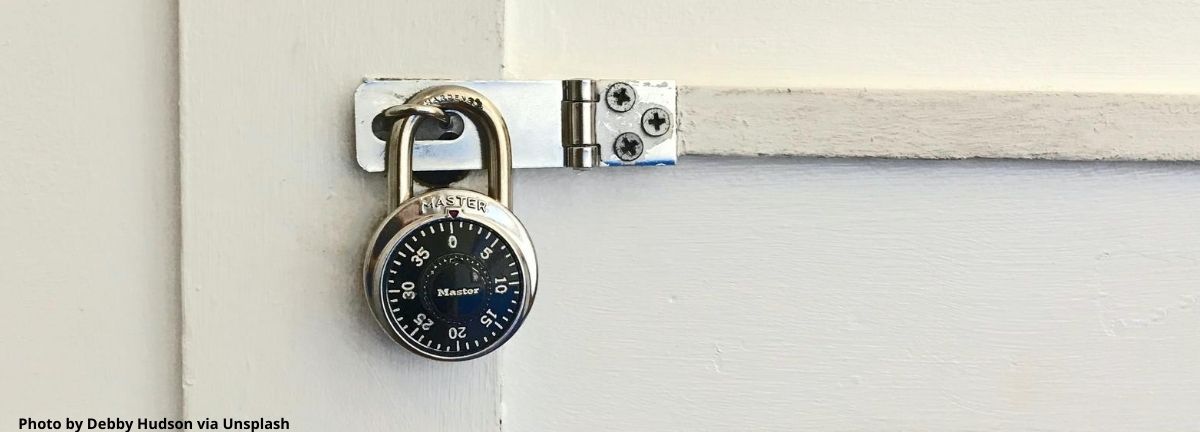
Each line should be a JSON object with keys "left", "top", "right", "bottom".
{"left": 641, "top": 107, "right": 671, "bottom": 137}
{"left": 605, "top": 82, "right": 637, "bottom": 112}
{"left": 613, "top": 132, "right": 644, "bottom": 162}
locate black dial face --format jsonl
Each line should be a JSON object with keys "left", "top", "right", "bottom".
{"left": 380, "top": 218, "right": 525, "bottom": 359}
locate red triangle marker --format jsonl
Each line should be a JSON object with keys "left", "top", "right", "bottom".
{"left": 448, "top": 209, "right": 460, "bottom": 218}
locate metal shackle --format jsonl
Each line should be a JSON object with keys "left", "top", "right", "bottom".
{"left": 383, "top": 85, "right": 513, "bottom": 210}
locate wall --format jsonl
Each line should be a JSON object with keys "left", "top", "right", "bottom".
{"left": 0, "top": 0, "right": 180, "bottom": 419}
{"left": 507, "top": 1, "right": 1200, "bottom": 162}
{"left": 505, "top": 0, "right": 1200, "bottom": 93}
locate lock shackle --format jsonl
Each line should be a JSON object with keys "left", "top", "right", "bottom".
{"left": 384, "top": 85, "right": 513, "bottom": 210}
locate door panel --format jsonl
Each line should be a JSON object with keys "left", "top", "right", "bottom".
{"left": 179, "top": 1, "right": 503, "bottom": 429}
{"left": 503, "top": 157, "right": 1200, "bottom": 430}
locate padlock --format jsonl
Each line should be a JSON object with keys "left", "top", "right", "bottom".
{"left": 363, "top": 85, "right": 537, "bottom": 361}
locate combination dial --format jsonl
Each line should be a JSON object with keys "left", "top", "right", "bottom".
{"left": 377, "top": 216, "right": 530, "bottom": 360}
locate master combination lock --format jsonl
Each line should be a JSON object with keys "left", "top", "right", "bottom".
{"left": 363, "top": 85, "right": 537, "bottom": 361}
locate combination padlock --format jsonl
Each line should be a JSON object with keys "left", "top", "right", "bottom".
{"left": 363, "top": 85, "right": 537, "bottom": 361}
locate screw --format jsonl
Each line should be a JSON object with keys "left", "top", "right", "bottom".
{"left": 641, "top": 107, "right": 670, "bottom": 137}
{"left": 605, "top": 82, "right": 637, "bottom": 112}
{"left": 613, "top": 132, "right": 644, "bottom": 162}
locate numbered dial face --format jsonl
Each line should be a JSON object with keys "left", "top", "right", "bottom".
{"left": 380, "top": 218, "right": 526, "bottom": 359}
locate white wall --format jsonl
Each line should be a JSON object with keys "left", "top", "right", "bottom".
{"left": 507, "top": 1, "right": 1200, "bottom": 162}
{"left": 0, "top": 0, "right": 180, "bottom": 419}
{"left": 505, "top": 0, "right": 1200, "bottom": 93}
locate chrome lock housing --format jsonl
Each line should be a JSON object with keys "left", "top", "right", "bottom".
{"left": 363, "top": 85, "right": 537, "bottom": 361}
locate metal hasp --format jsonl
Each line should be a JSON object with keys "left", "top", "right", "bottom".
{"left": 354, "top": 79, "right": 678, "bottom": 172}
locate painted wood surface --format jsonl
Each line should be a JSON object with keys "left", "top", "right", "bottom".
{"left": 505, "top": 0, "right": 1200, "bottom": 93}
{"left": 5, "top": 0, "right": 1191, "bottom": 429}
{"left": 501, "top": 157, "right": 1200, "bottom": 431}
{"left": 680, "top": 87, "right": 1200, "bottom": 161}
{"left": 178, "top": 1, "right": 504, "bottom": 429}
{"left": 0, "top": 0, "right": 181, "bottom": 419}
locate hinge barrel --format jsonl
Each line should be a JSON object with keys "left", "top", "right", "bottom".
{"left": 561, "top": 79, "right": 601, "bottom": 169}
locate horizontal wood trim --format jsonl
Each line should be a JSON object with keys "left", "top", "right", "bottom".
{"left": 680, "top": 87, "right": 1200, "bottom": 161}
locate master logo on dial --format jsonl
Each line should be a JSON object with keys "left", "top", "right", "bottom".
{"left": 379, "top": 218, "right": 526, "bottom": 359}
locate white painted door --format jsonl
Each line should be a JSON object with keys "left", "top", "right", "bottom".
{"left": 5, "top": 1, "right": 1200, "bottom": 431}
{"left": 178, "top": 2, "right": 505, "bottom": 430}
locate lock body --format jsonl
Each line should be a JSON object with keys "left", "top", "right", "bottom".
{"left": 364, "top": 85, "right": 536, "bottom": 361}
{"left": 364, "top": 188, "right": 536, "bottom": 361}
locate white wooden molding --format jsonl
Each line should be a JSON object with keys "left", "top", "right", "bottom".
{"left": 680, "top": 87, "right": 1200, "bottom": 161}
